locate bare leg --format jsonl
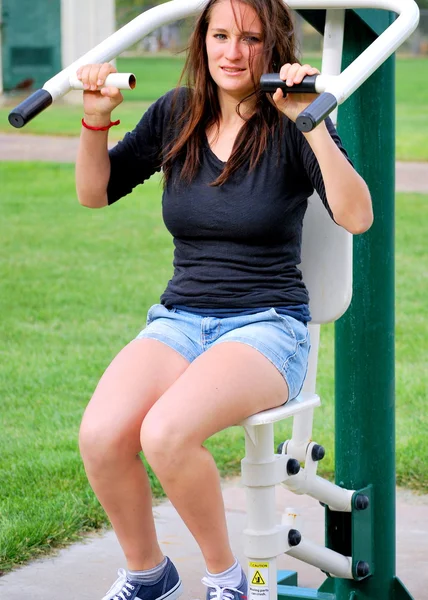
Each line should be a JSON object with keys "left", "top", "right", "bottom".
{"left": 141, "top": 342, "right": 289, "bottom": 573}
{"left": 79, "top": 338, "right": 189, "bottom": 570}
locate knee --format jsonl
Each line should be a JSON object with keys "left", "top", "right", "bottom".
{"left": 79, "top": 412, "right": 138, "bottom": 473}
{"left": 140, "top": 414, "right": 191, "bottom": 475}
{"left": 78, "top": 418, "right": 116, "bottom": 472}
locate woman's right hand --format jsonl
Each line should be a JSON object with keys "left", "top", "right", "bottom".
{"left": 76, "top": 63, "right": 124, "bottom": 125}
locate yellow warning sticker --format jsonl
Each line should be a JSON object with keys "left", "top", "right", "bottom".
{"left": 248, "top": 561, "right": 269, "bottom": 599}
{"left": 251, "top": 571, "right": 266, "bottom": 586}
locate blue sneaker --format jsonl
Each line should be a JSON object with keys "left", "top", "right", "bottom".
{"left": 101, "top": 557, "right": 183, "bottom": 600}
{"left": 202, "top": 570, "right": 247, "bottom": 600}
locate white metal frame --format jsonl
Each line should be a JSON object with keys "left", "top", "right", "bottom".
{"left": 41, "top": 0, "right": 419, "bottom": 104}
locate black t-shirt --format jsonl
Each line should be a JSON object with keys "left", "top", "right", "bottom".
{"left": 107, "top": 88, "right": 351, "bottom": 312}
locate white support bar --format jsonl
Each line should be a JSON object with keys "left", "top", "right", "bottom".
{"left": 241, "top": 392, "right": 321, "bottom": 428}
{"left": 282, "top": 511, "right": 354, "bottom": 579}
{"left": 243, "top": 424, "right": 278, "bottom": 532}
{"left": 40, "top": 0, "right": 419, "bottom": 105}
{"left": 284, "top": 470, "right": 354, "bottom": 512}
{"left": 243, "top": 525, "right": 296, "bottom": 559}
{"left": 284, "top": 409, "right": 315, "bottom": 463}
{"left": 243, "top": 424, "right": 296, "bottom": 600}
{"left": 293, "top": 0, "right": 419, "bottom": 106}
{"left": 68, "top": 73, "right": 136, "bottom": 90}
{"left": 282, "top": 507, "right": 304, "bottom": 533}
{"left": 288, "top": 538, "right": 353, "bottom": 579}
{"left": 302, "top": 324, "right": 320, "bottom": 394}
{"left": 322, "top": 9, "right": 345, "bottom": 125}
{"left": 241, "top": 454, "right": 293, "bottom": 488}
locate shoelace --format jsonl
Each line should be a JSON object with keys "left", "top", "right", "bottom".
{"left": 102, "top": 569, "right": 136, "bottom": 600}
{"left": 113, "top": 581, "right": 136, "bottom": 600}
{"left": 201, "top": 577, "right": 246, "bottom": 600}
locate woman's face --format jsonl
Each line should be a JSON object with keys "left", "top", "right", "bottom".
{"left": 205, "top": 0, "right": 264, "bottom": 101}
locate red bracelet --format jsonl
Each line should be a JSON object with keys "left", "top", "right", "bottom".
{"left": 81, "top": 118, "right": 120, "bottom": 131}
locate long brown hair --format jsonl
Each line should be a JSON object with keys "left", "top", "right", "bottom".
{"left": 163, "top": 0, "right": 299, "bottom": 186}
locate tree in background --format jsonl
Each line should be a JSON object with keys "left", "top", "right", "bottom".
{"left": 116, "top": 0, "right": 428, "bottom": 16}
{"left": 115, "top": 0, "right": 427, "bottom": 55}
{"left": 116, "top": 0, "right": 169, "bottom": 28}
{"left": 116, "top": 0, "right": 190, "bottom": 52}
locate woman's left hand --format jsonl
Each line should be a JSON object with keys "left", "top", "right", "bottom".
{"left": 273, "top": 63, "right": 320, "bottom": 123}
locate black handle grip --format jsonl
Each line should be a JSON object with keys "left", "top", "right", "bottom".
{"left": 295, "top": 92, "right": 338, "bottom": 132}
{"left": 8, "top": 89, "right": 53, "bottom": 129}
{"left": 260, "top": 73, "right": 318, "bottom": 94}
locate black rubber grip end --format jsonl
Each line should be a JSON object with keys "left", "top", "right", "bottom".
{"left": 260, "top": 73, "right": 318, "bottom": 94}
{"left": 296, "top": 92, "right": 338, "bottom": 133}
{"left": 8, "top": 89, "right": 53, "bottom": 128}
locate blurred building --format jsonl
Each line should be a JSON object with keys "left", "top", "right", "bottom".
{"left": 0, "top": 0, "right": 114, "bottom": 94}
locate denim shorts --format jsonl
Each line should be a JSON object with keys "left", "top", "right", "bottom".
{"left": 136, "top": 304, "right": 310, "bottom": 400}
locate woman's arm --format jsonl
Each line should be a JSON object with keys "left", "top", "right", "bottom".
{"left": 273, "top": 63, "right": 373, "bottom": 234}
{"left": 76, "top": 124, "right": 111, "bottom": 209}
{"left": 302, "top": 123, "right": 373, "bottom": 234}
{"left": 75, "top": 63, "right": 123, "bottom": 209}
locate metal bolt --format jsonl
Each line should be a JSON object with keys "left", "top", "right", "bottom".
{"left": 354, "top": 494, "right": 370, "bottom": 510}
{"left": 287, "top": 458, "right": 301, "bottom": 476}
{"left": 311, "top": 444, "right": 325, "bottom": 461}
{"left": 355, "top": 561, "right": 370, "bottom": 578}
{"left": 288, "top": 529, "right": 302, "bottom": 547}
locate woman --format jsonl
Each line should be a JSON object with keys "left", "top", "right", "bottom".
{"left": 76, "top": 1, "right": 373, "bottom": 599}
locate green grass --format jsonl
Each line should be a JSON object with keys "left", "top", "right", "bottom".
{"left": 0, "top": 162, "right": 427, "bottom": 572}
{"left": 394, "top": 192, "right": 428, "bottom": 489}
{"left": 1, "top": 56, "right": 428, "bottom": 160}
{"left": 395, "top": 57, "right": 428, "bottom": 162}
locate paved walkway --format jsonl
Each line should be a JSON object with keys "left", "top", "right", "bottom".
{"left": 0, "top": 132, "right": 428, "bottom": 193}
{"left": 1, "top": 481, "right": 427, "bottom": 599}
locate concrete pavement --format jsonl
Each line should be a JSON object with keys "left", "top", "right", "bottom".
{"left": 1, "top": 481, "right": 427, "bottom": 599}
{"left": 0, "top": 132, "right": 428, "bottom": 193}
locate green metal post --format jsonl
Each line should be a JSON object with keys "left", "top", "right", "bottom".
{"left": 333, "top": 10, "right": 413, "bottom": 600}
{"left": 278, "top": 9, "right": 416, "bottom": 600}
